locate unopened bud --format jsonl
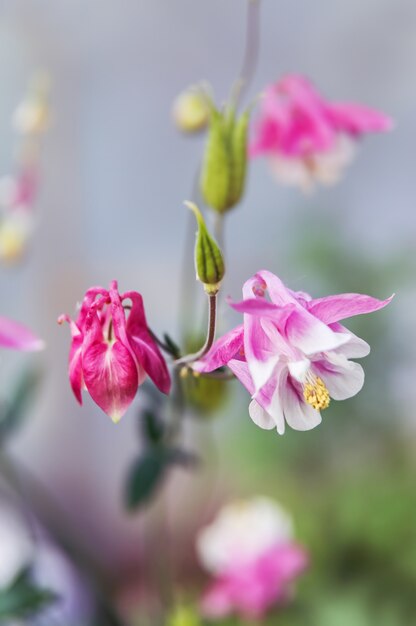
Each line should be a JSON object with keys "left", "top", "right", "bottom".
{"left": 173, "top": 87, "right": 210, "bottom": 133}
{"left": 200, "top": 104, "right": 250, "bottom": 213}
{"left": 13, "top": 71, "right": 51, "bottom": 136}
{"left": 185, "top": 201, "right": 225, "bottom": 294}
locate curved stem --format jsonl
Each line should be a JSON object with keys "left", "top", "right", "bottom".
{"left": 232, "top": 0, "right": 262, "bottom": 108}
{"left": 175, "top": 293, "right": 217, "bottom": 365}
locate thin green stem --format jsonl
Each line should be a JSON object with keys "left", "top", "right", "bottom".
{"left": 231, "top": 0, "right": 262, "bottom": 108}
{"left": 175, "top": 293, "right": 217, "bottom": 365}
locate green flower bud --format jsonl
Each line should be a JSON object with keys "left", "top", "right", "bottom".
{"left": 228, "top": 109, "right": 249, "bottom": 206}
{"left": 200, "top": 109, "right": 231, "bottom": 211}
{"left": 200, "top": 104, "right": 250, "bottom": 213}
{"left": 185, "top": 201, "right": 225, "bottom": 294}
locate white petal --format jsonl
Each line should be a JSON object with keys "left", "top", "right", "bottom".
{"left": 336, "top": 333, "right": 370, "bottom": 359}
{"left": 282, "top": 374, "right": 322, "bottom": 431}
{"left": 248, "top": 354, "right": 280, "bottom": 393}
{"left": 288, "top": 358, "right": 311, "bottom": 383}
{"left": 314, "top": 354, "right": 365, "bottom": 400}
{"left": 249, "top": 399, "right": 276, "bottom": 430}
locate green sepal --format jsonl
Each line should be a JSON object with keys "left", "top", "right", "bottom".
{"left": 200, "top": 104, "right": 250, "bottom": 213}
{"left": 228, "top": 109, "right": 249, "bottom": 206}
{"left": 185, "top": 201, "right": 225, "bottom": 292}
{"left": 200, "top": 109, "right": 231, "bottom": 212}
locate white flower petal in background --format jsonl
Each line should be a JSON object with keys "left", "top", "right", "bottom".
{"left": 196, "top": 496, "right": 294, "bottom": 574}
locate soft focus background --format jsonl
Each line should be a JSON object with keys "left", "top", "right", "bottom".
{"left": 0, "top": 1, "right": 415, "bottom": 624}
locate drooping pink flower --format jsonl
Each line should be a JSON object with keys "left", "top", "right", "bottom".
{"left": 58, "top": 281, "right": 171, "bottom": 422}
{"left": 196, "top": 270, "right": 392, "bottom": 434}
{"left": 0, "top": 315, "right": 44, "bottom": 351}
{"left": 196, "top": 497, "right": 308, "bottom": 620}
{"left": 250, "top": 74, "right": 392, "bottom": 190}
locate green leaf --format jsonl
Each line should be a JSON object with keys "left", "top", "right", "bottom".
{"left": 125, "top": 447, "right": 199, "bottom": 511}
{"left": 163, "top": 333, "right": 182, "bottom": 359}
{"left": 141, "top": 410, "right": 165, "bottom": 444}
{"left": 0, "top": 567, "right": 57, "bottom": 620}
{"left": 0, "top": 366, "right": 43, "bottom": 443}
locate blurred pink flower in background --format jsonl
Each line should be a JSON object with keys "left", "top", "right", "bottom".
{"left": 196, "top": 270, "right": 392, "bottom": 434}
{"left": 250, "top": 74, "right": 392, "bottom": 190}
{"left": 196, "top": 497, "right": 308, "bottom": 620}
{"left": 0, "top": 315, "right": 44, "bottom": 351}
{"left": 59, "top": 280, "right": 171, "bottom": 422}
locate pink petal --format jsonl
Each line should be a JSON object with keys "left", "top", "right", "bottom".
{"left": 124, "top": 291, "right": 171, "bottom": 394}
{"left": 326, "top": 102, "right": 393, "bottom": 135}
{"left": 68, "top": 336, "right": 83, "bottom": 404}
{"left": 245, "top": 270, "right": 295, "bottom": 306}
{"left": 228, "top": 358, "right": 254, "bottom": 394}
{"left": 82, "top": 339, "right": 139, "bottom": 422}
{"left": 228, "top": 297, "right": 296, "bottom": 326}
{"left": 195, "top": 325, "right": 244, "bottom": 373}
{"left": 285, "top": 308, "right": 350, "bottom": 355}
{"left": 259, "top": 542, "right": 309, "bottom": 583}
{"left": 255, "top": 363, "right": 287, "bottom": 434}
{"left": 307, "top": 293, "right": 393, "bottom": 325}
{"left": 0, "top": 316, "right": 44, "bottom": 351}
{"left": 201, "top": 580, "right": 233, "bottom": 619}
{"left": 243, "top": 313, "right": 280, "bottom": 392}
{"left": 81, "top": 307, "right": 139, "bottom": 421}
{"left": 281, "top": 372, "right": 322, "bottom": 431}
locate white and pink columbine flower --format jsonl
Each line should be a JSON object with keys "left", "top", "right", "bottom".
{"left": 59, "top": 281, "right": 171, "bottom": 422}
{"left": 196, "top": 497, "right": 308, "bottom": 621}
{"left": 196, "top": 270, "right": 392, "bottom": 435}
{"left": 250, "top": 74, "right": 392, "bottom": 190}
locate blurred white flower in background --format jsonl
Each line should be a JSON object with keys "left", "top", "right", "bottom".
{"left": 197, "top": 496, "right": 294, "bottom": 574}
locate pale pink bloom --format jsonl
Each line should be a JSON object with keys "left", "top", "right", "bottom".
{"left": 196, "top": 497, "right": 308, "bottom": 620}
{"left": 196, "top": 270, "right": 392, "bottom": 435}
{"left": 59, "top": 281, "right": 171, "bottom": 422}
{"left": 250, "top": 74, "right": 392, "bottom": 190}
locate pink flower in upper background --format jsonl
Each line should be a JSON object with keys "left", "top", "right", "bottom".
{"left": 196, "top": 497, "right": 308, "bottom": 621}
{"left": 0, "top": 315, "right": 44, "bottom": 352}
{"left": 196, "top": 270, "right": 392, "bottom": 435}
{"left": 59, "top": 281, "right": 171, "bottom": 422}
{"left": 250, "top": 74, "right": 392, "bottom": 190}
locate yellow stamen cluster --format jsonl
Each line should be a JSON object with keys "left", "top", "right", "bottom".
{"left": 303, "top": 376, "right": 330, "bottom": 411}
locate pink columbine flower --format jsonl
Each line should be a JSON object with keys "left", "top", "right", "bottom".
{"left": 196, "top": 270, "right": 392, "bottom": 435}
{"left": 196, "top": 497, "right": 308, "bottom": 621}
{"left": 250, "top": 74, "right": 392, "bottom": 190}
{"left": 58, "top": 281, "right": 171, "bottom": 422}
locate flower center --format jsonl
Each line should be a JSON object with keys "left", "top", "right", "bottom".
{"left": 303, "top": 376, "right": 330, "bottom": 411}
